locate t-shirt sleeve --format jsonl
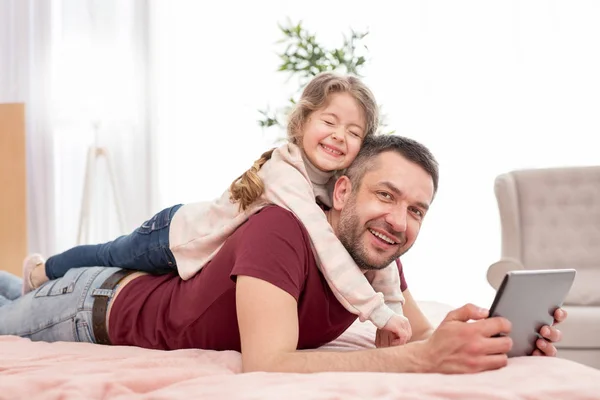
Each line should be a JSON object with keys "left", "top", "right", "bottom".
{"left": 230, "top": 207, "right": 308, "bottom": 301}
{"left": 396, "top": 259, "right": 408, "bottom": 292}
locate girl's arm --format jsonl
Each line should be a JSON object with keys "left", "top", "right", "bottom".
{"left": 364, "top": 262, "right": 405, "bottom": 316}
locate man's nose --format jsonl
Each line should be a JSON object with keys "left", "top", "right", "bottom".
{"left": 385, "top": 208, "right": 408, "bottom": 233}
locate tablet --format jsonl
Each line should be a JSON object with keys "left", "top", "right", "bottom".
{"left": 488, "top": 268, "right": 576, "bottom": 358}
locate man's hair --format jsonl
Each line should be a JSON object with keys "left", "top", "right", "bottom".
{"left": 344, "top": 135, "right": 439, "bottom": 196}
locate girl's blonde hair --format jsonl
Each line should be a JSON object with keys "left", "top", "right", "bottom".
{"left": 229, "top": 72, "right": 379, "bottom": 211}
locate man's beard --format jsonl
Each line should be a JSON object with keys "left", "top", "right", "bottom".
{"left": 337, "top": 194, "right": 409, "bottom": 271}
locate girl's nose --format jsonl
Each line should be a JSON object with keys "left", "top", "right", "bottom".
{"left": 331, "top": 129, "right": 345, "bottom": 142}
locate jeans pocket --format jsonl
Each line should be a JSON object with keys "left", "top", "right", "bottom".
{"left": 75, "top": 318, "right": 95, "bottom": 343}
{"left": 34, "top": 268, "right": 87, "bottom": 298}
{"left": 136, "top": 205, "right": 178, "bottom": 235}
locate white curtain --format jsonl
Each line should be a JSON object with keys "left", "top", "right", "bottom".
{"left": 1, "top": 0, "right": 56, "bottom": 259}
{"left": 50, "top": 0, "right": 152, "bottom": 252}
{"left": 1, "top": 0, "right": 152, "bottom": 257}
{"left": 149, "top": 1, "right": 600, "bottom": 308}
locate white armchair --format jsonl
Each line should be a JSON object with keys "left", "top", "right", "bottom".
{"left": 487, "top": 166, "right": 600, "bottom": 369}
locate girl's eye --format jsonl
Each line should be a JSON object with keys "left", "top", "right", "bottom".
{"left": 324, "top": 120, "right": 335, "bottom": 126}
{"left": 349, "top": 131, "right": 361, "bottom": 138}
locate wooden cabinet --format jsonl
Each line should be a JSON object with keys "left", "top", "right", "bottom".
{"left": 0, "top": 103, "right": 27, "bottom": 277}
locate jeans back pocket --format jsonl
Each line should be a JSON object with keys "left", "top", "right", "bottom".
{"left": 34, "top": 268, "right": 87, "bottom": 298}
{"left": 135, "top": 204, "right": 181, "bottom": 235}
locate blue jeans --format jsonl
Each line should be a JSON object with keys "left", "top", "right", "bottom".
{"left": 0, "top": 271, "right": 21, "bottom": 307}
{"left": 45, "top": 204, "right": 183, "bottom": 279}
{"left": 0, "top": 267, "right": 122, "bottom": 343}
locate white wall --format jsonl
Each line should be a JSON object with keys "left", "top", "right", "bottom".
{"left": 151, "top": 0, "right": 600, "bottom": 308}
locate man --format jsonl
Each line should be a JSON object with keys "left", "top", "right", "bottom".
{"left": 0, "top": 135, "right": 565, "bottom": 374}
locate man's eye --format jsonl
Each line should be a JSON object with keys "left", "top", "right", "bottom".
{"left": 410, "top": 207, "right": 424, "bottom": 218}
{"left": 378, "top": 191, "right": 392, "bottom": 200}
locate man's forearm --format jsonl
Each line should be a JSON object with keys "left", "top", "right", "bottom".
{"left": 249, "top": 341, "right": 430, "bottom": 374}
{"left": 411, "top": 328, "right": 434, "bottom": 343}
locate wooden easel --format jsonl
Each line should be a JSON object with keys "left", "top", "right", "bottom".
{"left": 76, "top": 122, "right": 126, "bottom": 245}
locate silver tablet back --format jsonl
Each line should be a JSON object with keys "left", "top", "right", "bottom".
{"left": 489, "top": 269, "right": 576, "bottom": 358}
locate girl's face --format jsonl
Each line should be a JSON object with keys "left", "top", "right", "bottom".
{"left": 301, "top": 92, "right": 366, "bottom": 172}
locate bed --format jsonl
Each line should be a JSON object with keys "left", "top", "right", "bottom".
{"left": 1, "top": 301, "right": 599, "bottom": 399}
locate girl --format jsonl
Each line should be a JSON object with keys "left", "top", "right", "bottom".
{"left": 23, "top": 72, "right": 412, "bottom": 345}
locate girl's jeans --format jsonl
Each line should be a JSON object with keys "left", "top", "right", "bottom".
{"left": 45, "top": 204, "right": 183, "bottom": 279}
{"left": 0, "top": 266, "right": 121, "bottom": 343}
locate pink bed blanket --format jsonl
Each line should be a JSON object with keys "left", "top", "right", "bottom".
{"left": 1, "top": 320, "right": 600, "bottom": 400}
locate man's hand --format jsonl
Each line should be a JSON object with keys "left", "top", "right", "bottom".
{"left": 376, "top": 314, "right": 412, "bottom": 348}
{"left": 416, "top": 304, "right": 513, "bottom": 374}
{"left": 532, "top": 308, "right": 567, "bottom": 357}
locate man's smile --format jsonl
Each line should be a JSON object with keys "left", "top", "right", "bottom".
{"left": 367, "top": 228, "right": 397, "bottom": 245}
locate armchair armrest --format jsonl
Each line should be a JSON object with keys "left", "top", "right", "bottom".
{"left": 487, "top": 258, "right": 525, "bottom": 290}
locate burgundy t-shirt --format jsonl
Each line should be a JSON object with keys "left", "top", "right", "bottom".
{"left": 109, "top": 206, "right": 408, "bottom": 351}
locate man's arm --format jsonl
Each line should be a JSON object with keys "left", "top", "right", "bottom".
{"left": 236, "top": 275, "right": 512, "bottom": 374}
{"left": 402, "top": 289, "right": 435, "bottom": 342}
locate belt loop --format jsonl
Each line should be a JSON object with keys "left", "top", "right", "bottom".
{"left": 92, "top": 288, "right": 115, "bottom": 298}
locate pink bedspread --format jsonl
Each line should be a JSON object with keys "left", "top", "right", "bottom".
{"left": 2, "top": 320, "right": 600, "bottom": 400}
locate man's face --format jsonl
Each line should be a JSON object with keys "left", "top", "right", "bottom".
{"left": 335, "top": 151, "right": 434, "bottom": 270}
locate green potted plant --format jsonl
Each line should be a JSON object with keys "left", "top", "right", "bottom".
{"left": 259, "top": 19, "right": 392, "bottom": 139}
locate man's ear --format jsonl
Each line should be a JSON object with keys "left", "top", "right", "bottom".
{"left": 332, "top": 176, "right": 353, "bottom": 211}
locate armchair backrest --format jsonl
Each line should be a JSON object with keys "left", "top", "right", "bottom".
{"left": 494, "top": 166, "right": 600, "bottom": 305}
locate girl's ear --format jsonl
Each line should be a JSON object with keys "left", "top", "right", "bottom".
{"left": 332, "top": 176, "right": 353, "bottom": 211}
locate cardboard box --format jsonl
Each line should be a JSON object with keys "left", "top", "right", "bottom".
{"left": 0, "top": 103, "right": 27, "bottom": 277}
